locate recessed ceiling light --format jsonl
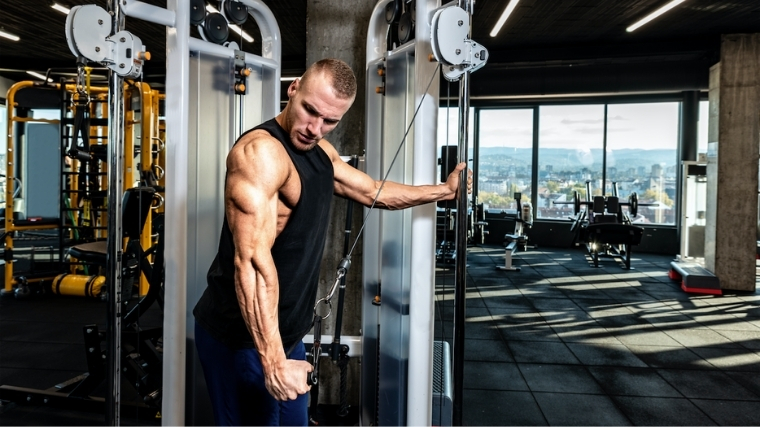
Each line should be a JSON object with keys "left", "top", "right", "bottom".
{"left": 627, "top": 0, "right": 687, "bottom": 33}
{"left": 52, "top": 3, "right": 71, "bottom": 15}
{"left": 0, "top": 29, "right": 20, "bottom": 41}
{"left": 490, "top": 0, "right": 520, "bottom": 38}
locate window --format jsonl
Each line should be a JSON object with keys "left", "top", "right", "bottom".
{"left": 537, "top": 105, "right": 604, "bottom": 219}
{"left": 606, "top": 102, "right": 679, "bottom": 225}
{"left": 437, "top": 106, "right": 473, "bottom": 182}
{"left": 477, "top": 108, "right": 533, "bottom": 211}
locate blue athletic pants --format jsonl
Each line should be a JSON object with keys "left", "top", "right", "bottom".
{"left": 195, "top": 322, "right": 309, "bottom": 426}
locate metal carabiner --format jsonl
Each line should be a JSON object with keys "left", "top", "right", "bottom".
{"left": 313, "top": 296, "right": 333, "bottom": 320}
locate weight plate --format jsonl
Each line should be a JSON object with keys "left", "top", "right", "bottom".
{"left": 398, "top": 11, "right": 414, "bottom": 44}
{"left": 224, "top": 0, "right": 248, "bottom": 25}
{"left": 629, "top": 192, "right": 638, "bottom": 217}
{"left": 573, "top": 190, "right": 580, "bottom": 215}
{"left": 190, "top": 0, "right": 206, "bottom": 26}
{"left": 204, "top": 13, "right": 229, "bottom": 45}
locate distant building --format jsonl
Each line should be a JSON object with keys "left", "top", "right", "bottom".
{"left": 480, "top": 179, "right": 507, "bottom": 194}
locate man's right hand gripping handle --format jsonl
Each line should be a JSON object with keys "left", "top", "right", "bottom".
{"left": 265, "top": 359, "right": 314, "bottom": 401}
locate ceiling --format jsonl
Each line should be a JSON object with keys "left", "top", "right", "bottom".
{"left": 1, "top": 0, "right": 759, "bottom": 90}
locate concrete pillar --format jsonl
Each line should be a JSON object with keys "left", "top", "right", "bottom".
{"left": 306, "top": 0, "right": 376, "bottom": 408}
{"left": 704, "top": 34, "right": 760, "bottom": 292}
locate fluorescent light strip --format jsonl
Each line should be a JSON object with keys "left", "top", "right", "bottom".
{"left": 52, "top": 3, "right": 71, "bottom": 15}
{"left": 205, "top": 4, "right": 253, "bottom": 42}
{"left": 626, "top": 0, "right": 686, "bottom": 32}
{"left": 229, "top": 24, "right": 253, "bottom": 42}
{"left": 27, "top": 71, "right": 52, "bottom": 82}
{"left": 0, "top": 29, "right": 20, "bottom": 41}
{"left": 280, "top": 76, "right": 298, "bottom": 82}
{"left": 490, "top": 0, "right": 520, "bottom": 37}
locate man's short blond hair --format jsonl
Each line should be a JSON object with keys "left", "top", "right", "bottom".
{"left": 301, "top": 58, "right": 357, "bottom": 100}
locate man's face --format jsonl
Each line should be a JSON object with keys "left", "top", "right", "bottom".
{"left": 285, "top": 72, "right": 354, "bottom": 151}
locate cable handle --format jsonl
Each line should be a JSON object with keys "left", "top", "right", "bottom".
{"left": 307, "top": 315, "right": 322, "bottom": 386}
{"left": 312, "top": 257, "right": 351, "bottom": 320}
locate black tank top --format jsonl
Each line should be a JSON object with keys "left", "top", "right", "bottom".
{"left": 194, "top": 118, "right": 334, "bottom": 348}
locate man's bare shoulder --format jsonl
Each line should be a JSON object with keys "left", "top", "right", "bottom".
{"left": 317, "top": 138, "right": 342, "bottom": 163}
{"left": 228, "top": 129, "right": 289, "bottom": 171}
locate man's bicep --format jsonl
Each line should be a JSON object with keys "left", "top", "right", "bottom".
{"left": 226, "top": 172, "right": 279, "bottom": 251}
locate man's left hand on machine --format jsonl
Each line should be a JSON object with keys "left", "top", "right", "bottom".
{"left": 444, "top": 162, "right": 473, "bottom": 200}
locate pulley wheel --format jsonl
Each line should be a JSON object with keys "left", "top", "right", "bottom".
{"left": 397, "top": 11, "right": 413, "bottom": 44}
{"left": 224, "top": 0, "right": 248, "bottom": 25}
{"left": 385, "top": 0, "right": 401, "bottom": 24}
{"left": 204, "top": 13, "right": 229, "bottom": 45}
{"left": 189, "top": 0, "right": 206, "bottom": 26}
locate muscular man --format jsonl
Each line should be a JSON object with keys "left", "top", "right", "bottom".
{"left": 193, "top": 58, "right": 468, "bottom": 426}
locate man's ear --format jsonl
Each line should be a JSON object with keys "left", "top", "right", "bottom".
{"left": 287, "top": 78, "right": 300, "bottom": 98}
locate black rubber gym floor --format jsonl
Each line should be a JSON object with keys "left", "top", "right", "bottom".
{"left": 0, "top": 286, "right": 163, "bottom": 426}
{"left": 435, "top": 245, "right": 760, "bottom": 426}
{"left": 2, "top": 245, "right": 759, "bottom": 425}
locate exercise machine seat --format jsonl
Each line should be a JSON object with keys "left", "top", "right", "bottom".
{"left": 68, "top": 241, "right": 107, "bottom": 265}
{"left": 68, "top": 187, "right": 156, "bottom": 265}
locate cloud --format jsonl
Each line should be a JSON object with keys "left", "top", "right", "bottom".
{"left": 574, "top": 126, "right": 604, "bottom": 135}
{"left": 560, "top": 118, "right": 603, "bottom": 125}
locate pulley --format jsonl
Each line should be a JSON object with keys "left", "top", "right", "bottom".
{"left": 429, "top": 5, "right": 488, "bottom": 82}
{"left": 398, "top": 11, "right": 414, "bottom": 44}
{"left": 385, "top": 0, "right": 402, "bottom": 24}
{"left": 65, "top": 4, "right": 148, "bottom": 79}
{"left": 202, "top": 13, "right": 230, "bottom": 45}
{"left": 224, "top": 0, "right": 248, "bottom": 25}
{"left": 189, "top": 0, "right": 207, "bottom": 26}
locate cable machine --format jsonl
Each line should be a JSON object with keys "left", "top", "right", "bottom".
{"left": 51, "top": 0, "right": 281, "bottom": 424}
{"left": 362, "top": 1, "right": 486, "bottom": 425}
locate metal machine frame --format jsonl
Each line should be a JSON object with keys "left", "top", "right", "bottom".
{"left": 362, "top": 2, "right": 439, "bottom": 425}
{"left": 54, "top": 0, "right": 281, "bottom": 424}
{"left": 362, "top": 1, "right": 485, "bottom": 425}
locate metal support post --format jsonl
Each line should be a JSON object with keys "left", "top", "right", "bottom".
{"left": 453, "top": 2, "right": 474, "bottom": 426}
{"left": 105, "top": 0, "right": 125, "bottom": 424}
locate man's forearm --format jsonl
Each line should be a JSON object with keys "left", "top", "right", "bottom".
{"left": 374, "top": 181, "right": 455, "bottom": 210}
{"left": 235, "top": 263, "right": 286, "bottom": 371}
